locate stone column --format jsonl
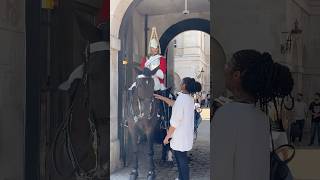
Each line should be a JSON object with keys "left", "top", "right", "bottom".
{"left": 110, "top": 0, "right": 134, "bottom": 173}
{"left": 296, "top": 34, "right": 303, "bottom": 93}
{"left": 0, "top": 0, "right": 25, "bottom": 180}
{"left": 110, "top": 35, "right": 121, "bottom": 173}
{"left": 288, "top": 33, "right": 303, "bottom": 94}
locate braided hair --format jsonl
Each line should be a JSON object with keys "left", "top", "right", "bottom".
{"left": 230, "top": 50, "right": 294, "bottom": 114}
{"left": 182, "top": 77, "right": 202, "bottom": 94}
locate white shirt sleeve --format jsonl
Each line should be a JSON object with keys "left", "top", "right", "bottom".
{"left": 195, "top": 103, "right": 200, "bottom": 109}
{"left": 212, "top": 107, "right": 237, "bottom": 180}
{"left": 154, "top": 69, "right": 164, "bottom": 79}
{"left": 170, "top": 96, "right": 184, "bottom": 128}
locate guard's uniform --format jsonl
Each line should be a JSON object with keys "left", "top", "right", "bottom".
{"left": 139, "top": 55, "right": 167, "bottom": 90}
{"left": 129, "top": 27, "right": 167, "bottom": 91}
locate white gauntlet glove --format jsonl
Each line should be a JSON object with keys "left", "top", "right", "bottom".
{"left": 153, "top": 69, "right": 164, "bottom": 79}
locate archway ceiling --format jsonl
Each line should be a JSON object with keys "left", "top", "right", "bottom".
{"left": 135, "top": 0, "right": 210, "bottom": 16}
{"left": 308, "top": 0, "right": 320, "bottom": 15}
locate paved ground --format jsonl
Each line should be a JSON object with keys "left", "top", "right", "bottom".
{"left": 289, "top": 148, "right": 320, "bottom": 180}
{"left": 288, "top": 129, "right": 320, "bottom": 180}
{"left": 111, "top": 108, "right": 320, "bottom": 180}
{"left": 110, "top": 118, "right": 210, "bottom": 180}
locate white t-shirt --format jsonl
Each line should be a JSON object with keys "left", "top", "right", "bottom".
{"left": 293, "top": 101, "right": 307, "bottom": 120}
{"left": 170, "top": 93, "right": 195, "bottom": 152}
{"left": 212, "top": 102, "right": 270, "bottom": 180}
{"left": 195, "top": 102, "right": 201, "bottom": 109}
{"left": 270, "top": 131, "right": 288, "bottom": 149}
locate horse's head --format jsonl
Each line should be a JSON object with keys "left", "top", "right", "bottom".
{"left": 134, "top": 67, "right": 158, "bottom": 99}
{"left": 132, "top": 67, "right": 157, "bottom": 119}
{"left": 75, "top": 14, "right": 107, "bottom": 43}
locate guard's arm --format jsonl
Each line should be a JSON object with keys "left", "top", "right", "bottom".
{"left": 154, "top": 69, "right": 164, "bottom": 79}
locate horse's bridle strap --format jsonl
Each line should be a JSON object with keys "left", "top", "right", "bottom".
{"left": 89, "top": 41, "right": 109, "bottom": 53}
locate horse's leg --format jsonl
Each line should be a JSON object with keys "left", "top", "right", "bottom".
{"left": 128, "top": 123, "right": 139, "bottom": 180}
{"left": 146, "top": 127, "right": 156, "bottom": 180}
{"left": 161, "top": 143, "right": 168, "bottom": 161}
{"left": 160, "top": 128, "right": 168, "bottom": 162}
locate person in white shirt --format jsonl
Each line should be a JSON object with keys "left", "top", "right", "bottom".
{"left": 154, "top": 77, "right": 202, "bottom": 180}
{"left": 292, "top": 93, "right": 308, "bottom": 142}
{"left": 212, "top": 50, "right": 294, "bottom": 180}
{"left": 194, "top": 99, "right": 201, "bottom": 110}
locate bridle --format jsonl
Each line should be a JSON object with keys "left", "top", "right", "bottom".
{"left": 159, "top": 91, "right": 175, "bottom": 130}
{"left": 129, "top": 78, "right": 157, "bottom": 122}
{"left": 53, "top": 40, "right": 108, "bottom": 179}
{"left": 131, "top": 97, "right": 156, "bottom": 122}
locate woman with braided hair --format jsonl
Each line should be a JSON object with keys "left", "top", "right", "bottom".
{"left": 155, "top": 77, "right": 202, "bottom": 180}
{"left": 212, "top": 49, "right": 294, "bottom": 180}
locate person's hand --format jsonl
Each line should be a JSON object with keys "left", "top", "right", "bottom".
{"left": 163, "top": 135, "right": 170, "bottom": 145}
{"left": 154, "top": 94, "right": 164, "bottom": 100}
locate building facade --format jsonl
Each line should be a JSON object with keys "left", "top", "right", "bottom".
{"left": 172, "top": 31, "right": 210, "bottom": 93}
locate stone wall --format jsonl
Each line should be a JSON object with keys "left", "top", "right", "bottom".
{"left": 148, "top": 12, "right": 210, "bottom": 42}
{"left": 286, "top": 0, "right": 320, "bottom": 117}
{"left": 0, "top": 0, "right": 25, "bottom": 179}
{"left": 213, "top": 0, "right": 287, "bottom": 62}
{"left": 303, "top": 15, "right": 320, "bottom": 103}
{"left": 212, "top": 0, "right": 320, "bottom": 127}
{"left": 173, "top": 31, "right": 210, "bottom": 93}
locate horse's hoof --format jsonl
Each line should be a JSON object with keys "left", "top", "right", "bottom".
{"left": 93, "top": 169, "right": 108, "bottom": 179}
{"left": 129, "top": 169, "right": 138, "bottom": 180}
{"left": 159, "top": 159, "right": 167, "bottom": 166}
{"left": 167, "top": 161, "right": 174, "bottom": 167}
{"left": 147, "top": 171, "right": 156, "bottom": 180}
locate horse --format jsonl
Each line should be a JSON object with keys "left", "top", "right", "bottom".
{"left": 126, "top": 66, "right": 178, "bottom": 180}
{"left": 153, "top": 88, "right": 175, "bottom": 164}
{"left": 52, "top": 14, "right": 109, "bottom": 180}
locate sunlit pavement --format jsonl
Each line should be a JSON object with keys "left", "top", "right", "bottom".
{"left": 288, "top": 131, "right": 320, "bottom": 180}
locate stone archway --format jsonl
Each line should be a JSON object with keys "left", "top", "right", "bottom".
{"left": 110, "top": 0, "right": 133, "bottom": 173}
{"left": 110, "top": 0, "right": 226, "bottom": 173}
{"left": 159, "top": 18, "right": 227, "bottom": 98}
{"left": 159, "top": 18, "right": 210, "bottom": 54}
{"left": 211, "top": 37, "right": 227, "bottom": 98}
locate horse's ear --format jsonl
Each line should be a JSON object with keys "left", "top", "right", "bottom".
{"left": 75, "top": 13, "right": 101, "bottom": 42}
{"left": 134, "top": 67, "right": 142, "bottom": 75}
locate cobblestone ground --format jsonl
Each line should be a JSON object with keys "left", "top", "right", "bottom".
{"left": 285, "top": 128, "right": 320, "bottom": 180}
{"left": 110, "top": 120, "right": 210, "bottom": 180}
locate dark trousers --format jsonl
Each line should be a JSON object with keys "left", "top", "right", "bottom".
{"left": 296, "top": 119, "right": 305, "bottom": 141}
{"left": 310, "top": 121, "right": 320, "bottom": 145}
{"left": 174, "top": 150, "right": 189, "bottom": 180}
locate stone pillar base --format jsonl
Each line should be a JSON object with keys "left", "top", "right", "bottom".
{"left": 110, "top": 139, "right": 121, "bottom": 173}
